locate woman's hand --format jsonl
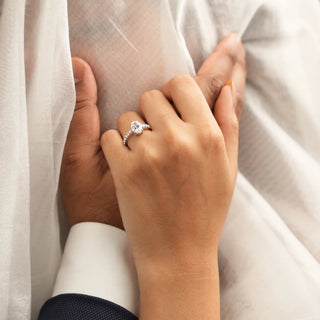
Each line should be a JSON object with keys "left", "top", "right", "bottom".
{"left": 101, "top": 75, "right": 240, "bottom": 319}
{"left": 102, "top": 75, "right": 238, "bottom": 275}
{"left": 60, "top": 34, "right": 245, "bottom": 234}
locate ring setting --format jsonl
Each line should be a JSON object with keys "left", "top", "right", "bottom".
{"left": 123, "top": 120, "right": 152, "bottom": 146}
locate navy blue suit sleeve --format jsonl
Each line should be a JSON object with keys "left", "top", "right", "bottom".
{"left": 38, "top": 294, "right": 138, "bottom": 320}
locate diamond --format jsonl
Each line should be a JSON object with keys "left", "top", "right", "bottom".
{"left": 131, "top": 121, "right": 143, "bottom": 135}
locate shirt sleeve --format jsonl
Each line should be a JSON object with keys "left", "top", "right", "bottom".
{"left": 52, "top": 222, "right": 139, "bottom": 317}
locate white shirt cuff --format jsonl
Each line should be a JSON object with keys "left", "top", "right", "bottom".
{"left": 52, "top": 222, "right": 139, "bottom": 316}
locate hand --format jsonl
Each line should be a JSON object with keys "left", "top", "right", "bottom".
{"left": 101, "top": 74, "right": 240, "bottom": 320}
{"left": 59, "top": 58, "right": 123, "bottom": 228}
{"left": 59, "top": 34, "right": 245, "bottom": 229}
{"left": 102, "top": 75, "right": 238, "bottom": 273}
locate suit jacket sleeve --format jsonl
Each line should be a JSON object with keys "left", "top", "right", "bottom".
{"left": 38, "top": 223, "right": 139, "bottom": 319}
{"left": 38, "top": 293, "right": 138, "bottom": 320}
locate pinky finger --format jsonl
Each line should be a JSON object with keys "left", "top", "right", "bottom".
{"left": 214, "top": 83, "right": 239, "bottom": 178}
{"left": 100, "top": 129, "right": 129, "bottom": 173}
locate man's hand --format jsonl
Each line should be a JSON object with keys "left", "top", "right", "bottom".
{"left": 59, "top": 34, "right": 246, "bottom": 228}
{"left": 59, "top": 57, "right": 123, "bottom": 228}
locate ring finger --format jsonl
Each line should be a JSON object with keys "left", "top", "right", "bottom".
{"left": 118, "top": 111, "right": 151, "bottom": 150}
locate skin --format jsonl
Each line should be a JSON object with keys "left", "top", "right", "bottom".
{"left": 60, "top": 33, "right": 246, "bottom": 228}
{"left": 102, "top": 79, "right": 238, "bottom": 320}
{"left": 60, "top": 33, "right": 246, "bottom": 319}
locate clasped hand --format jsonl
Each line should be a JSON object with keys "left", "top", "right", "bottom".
{"left": 59, "top": 33, "right": 246, "bottom": 318}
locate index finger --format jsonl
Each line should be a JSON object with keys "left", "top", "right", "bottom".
{"left": 161, "top": 74, "right": 215, "bottom": 125}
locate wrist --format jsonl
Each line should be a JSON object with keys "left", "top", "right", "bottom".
{"left": 134, "top": 243, "right": 219, "bottom": 283}
{"left": 137, "top": 249, "right": 219, "bottom": 293}
{"left": 138, "top": 256, "right": 220, "bottom": 320}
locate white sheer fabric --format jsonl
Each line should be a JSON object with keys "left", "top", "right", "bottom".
{"left": 0, "top": 0, "right": 320, "bottom": 319}
{"left": 0, "top": 0, "right": 74, "bottom": 319}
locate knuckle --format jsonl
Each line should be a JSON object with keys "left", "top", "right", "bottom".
{"left": 164, "top": 127, "right": 189, "bottom": 153}
{"left": 211, "top": 134, "right": 225, "bottom": 152}
{"left": 75, "top": 101, "right": 96, "bottom": 112}
{"left": 139, "top": 89, "right": 161, "bottom": 113}
{"left": 161, "top": 126, "right": 193, "bottom": 159}
{"left": 100, "top": 130, "right": 110, "bottom": 145}
{"left": 235, "top": 93, "right": 244, "bottom": 119}
{"left": 62, "top": 150, "right": 83, "bottom": 167}
{"left": 198, "top": 126, "right": 214, "bottom": 141}
{"left": 198, "top": 127, "right": 224, "bottom": 151}
{"left": 230, "top": 115, "right": 239, "bottom": 134}
{"left": 226, "top": 50, "right": 238, "bottom": 65}
{"left": 171, "top": 135, "right": 194, "bottom": 160}
{"left": 218, "top": 114, "right": 239, "bottom": 135}
{"left": 101, "top": 130, "right": 114, "bottom": 147}
{"left": 238, "top": 56, "right": 247, "bottom": 73}
{"left": 208, "top": 76, "right": 224, "bottom": 104}
{"left": 139, "top": 91, "right": 151, "bottom": 105}
{"left": 177, "top": 141, "right": 193, "bottom": 158}
{"left": 219, "top": 44, "right": 238, "bottom": 65}
{"left": 237, "top": 45, "right": 247, "bottom": 71}
{"left": 139, "top": 89, "right": 160, "bottom": 103}
{"left": 140, "top": 146, "right": 161, "bottom": 168}
{"left": 148, "top": 89, "right": 162, "bottom": 96}
{"left": 170, "top": 74, "right": 194, "bottom": 89}
{"left": 163, "top": 124, "right": 177, "bottom": 141}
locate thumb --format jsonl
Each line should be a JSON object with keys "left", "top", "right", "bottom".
{"left": 195, "top": 33, "right": 245, "bottom": 114}
{"left": 214, "top": 82, "right": 239, "bottom": 178}
{"left": 63, "top": 58, "right": 100, "bottom": 163}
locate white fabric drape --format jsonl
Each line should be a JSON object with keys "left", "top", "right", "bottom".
{"left": 0, "top": 0, "right": 74, "bottom": 319}
{"left": 0, "top": 0, "right": 320, "bottom": 319}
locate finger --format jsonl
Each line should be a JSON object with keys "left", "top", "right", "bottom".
{"left": 194, "top": 33, "right": 244, "bottom": 112}
{"left": 73, "top": 57, "right": 98, "bottom": 110}
{"left": 139, "top": 89, "right": 180, "bottom": 128}
{"left": 118, "top": 111, "right": 152, "bottom": 150}
{"left": 161, "top": 74, "right": 214, "bottom": 124}
{"left": 101, "top": 129, "right": 129, "bottom": 174}
{"left": 230, "top": 43, "right": 246, "bottom": 119}
{"left": 214, "top": 83, "right": 239, "bottom": 177}
{"left": 63, "top": 57, "right": 100, "bottom": 164}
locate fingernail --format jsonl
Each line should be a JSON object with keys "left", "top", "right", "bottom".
{"left": 224, "top": 80, "right": 236, "bottom": 105}
{"left": 72, "top": 59, "right": 84, "bottom": 84}
{"left": 224, "top": 80, "right": 233, "bottom": 88}
{"left": 224, "top": 81, "right": 233, "bottom": 98}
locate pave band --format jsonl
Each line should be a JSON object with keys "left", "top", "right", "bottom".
{"left": 123, "top": 120, "right": 152, "bottom": 146}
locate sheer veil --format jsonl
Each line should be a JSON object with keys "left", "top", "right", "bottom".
{"left": 0, "top": 0, "right": 320, "bottom": 319}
